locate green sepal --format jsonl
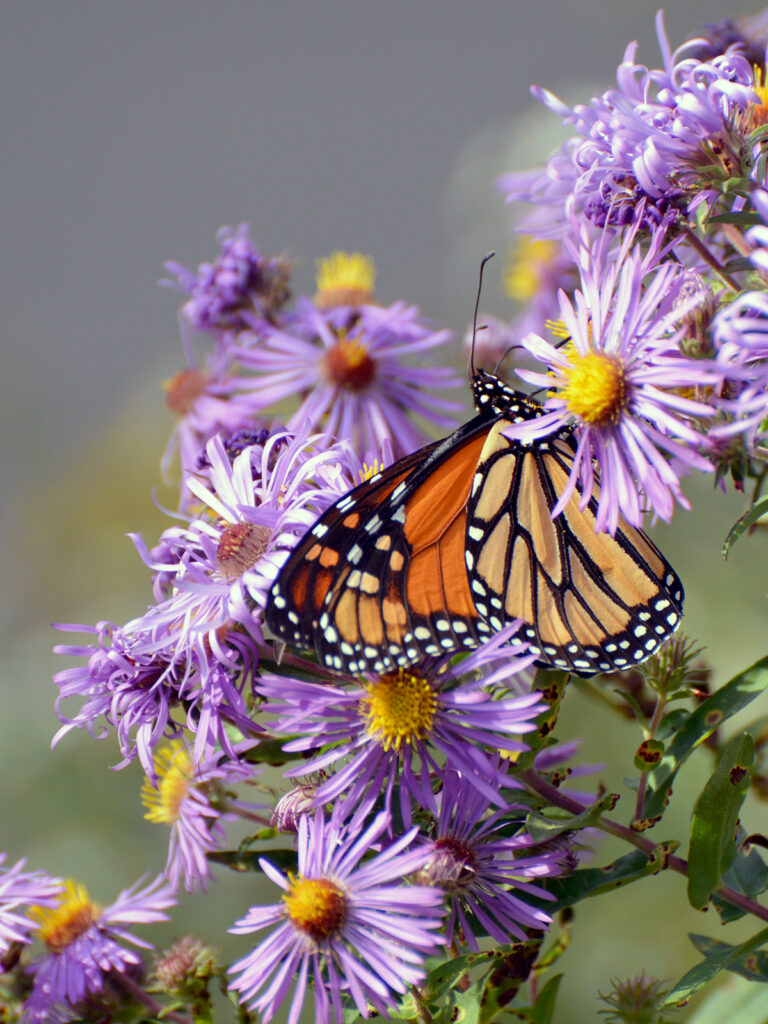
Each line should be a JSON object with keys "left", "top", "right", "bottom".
{"left": 722, "top": 495, "right": 768, "bottom": 558}
{"left": 544, "top": 846, "right": 678, "bottom": 910}
{"left": 525, "top": 793, "right": 618, "bottom": 844}
{"left": 663, "top": 926, "right": 768, "bottom": 1007}
{"left": 641, "top": 657, "right": 768, "bottom": 820}
{"left": 687, "top": 732, "right": 754, "bottom": 910}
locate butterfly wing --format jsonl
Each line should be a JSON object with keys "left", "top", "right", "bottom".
{"left": 465, "top": 421, "right": 684, "bottom": 675}
{"left": 266, "top": 411, "right": 497, "bottom": 674}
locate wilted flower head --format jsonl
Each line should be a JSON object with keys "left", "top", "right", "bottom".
{"left": 228, "top": 810, "right": 445, "bottom": 1024}
{"left": 164, "top": 223, "right": 290, "bottom": 334}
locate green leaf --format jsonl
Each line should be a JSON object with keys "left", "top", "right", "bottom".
{"left": 690, "top": 934, "right": 768, "bottom": 983}
{"left": 478, "top": 942, "right": 541, "bottom": 1023}
{"left": 544, "top": 847, "right": 678, "bottom": 910}
{"left": 688, "top": 732, "right": 754, "bottom": 910}
{"left": 641, "top": 658, "right": 768, "bottom": 821}
{"left": 707, "top": 210, "right": 762, "bottom": 226}
{"left": 723, "top": 496, "right": 768, "bottom": 558}
{"left": 712, "top": 830, "right": 768, "bottom": 923}
{"left": 207, "top": 847, "right": 297, "bottom": 872}
{"left": 529, "top": 974, "right": 562, "bottom": 1024}
{"left": 242, "top": 735, "right": 298, "bottom": 765}
{"left": 663, "top": 925, "right": 768, "bottom": 1006}
{"left": 525, "top": 793, "right": 618, "bottom": 844}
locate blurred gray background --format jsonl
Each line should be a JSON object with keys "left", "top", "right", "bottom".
{"left": 4, "top": 3, "right": 768, "bottom": 1020}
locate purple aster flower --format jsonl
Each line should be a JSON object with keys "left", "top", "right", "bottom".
{"left": 52, "top": 619, "right": 257, "bottom": 773}
{"left": 24, "top": 875, "right": 175, "bottom": 1024}
{"left": 499, "top": 12, "right": 762, "bottom": 237}
{"left": 163, "top": 223, "right": 290, "bottom": 334}
{"left": 128, "top": 428, "right": 366, "bottom": 667}
{"left": 161, "top": 351, "right": 274, "bottom": 491}
{"left": 0, "top": 856, "right": 61, "bottom": 956}
{"left": 228, "top": 810, "right": 445, "bottom": 1024}
{"left": 257, "top": 625, "right": 543, "bottom": 827}
{"left": 418, "top": 771, "right": 562, "bottom": 951}
{"left": 142, "top": 740, "right": 264, "bottom": 892}
{"left": 506, "top": 227, "right": 721, "bottom": 534}
{"left": 234, "top": 251, "right": 461, "bottom": 458}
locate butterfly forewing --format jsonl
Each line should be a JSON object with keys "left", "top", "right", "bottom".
{"left": 266, "top": 411, "right": 497, "bottom": 673}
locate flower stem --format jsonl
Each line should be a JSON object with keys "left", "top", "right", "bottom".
{"left": 519, "top": 768, "right": 768, "bottom": 924}
{"left": 634, "top": 695, "right": 667, "bottom": 822}
{"left": 114, "top": 972, "right": 194, "bottom": 1024}
{"left": 678, "top": 225, "right": 741, "bottom": 293}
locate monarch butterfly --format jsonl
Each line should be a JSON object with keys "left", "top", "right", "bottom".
{"left": 265, "top": 369, "right": 683, "bottom": 677}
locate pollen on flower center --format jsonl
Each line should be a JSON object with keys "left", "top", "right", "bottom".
{"left": 32, "top": 880, "right": 99, "bottom": 953}
{"left": 361, "top": 669, "right": 437, "bottom": 751}
{"left": 216, "top": 522, "right": 272, "bottom": 582}
{"left": 164, "top": 367, "right": 209, "bottom": 416}
{"left": 314, "top": 251, "right": 375, "bottom": 308}
{"left": 558, "top": 348, "right": 627, "bottom": 425}
{"left": 323, "top": 333, "right": 376, "bottom": 392}
{"left": 748, "top": 65, "right": 768, "bottom": 129}
{"left": 284, "top": 875, "right": 347, "bottom": 940}
{"left": 142, "top": 741, "right": 195, "bottom": 824}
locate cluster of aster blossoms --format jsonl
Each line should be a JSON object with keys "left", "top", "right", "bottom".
{"left": 491, "top": 10, "right": 768, "bottom": 533}
{"left": 40, "top": 237, "right": 589, "bottom": 1024}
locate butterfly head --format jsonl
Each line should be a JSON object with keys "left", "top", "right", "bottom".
{"left": 471, "top": 369, "right": 545, "bottom": 422}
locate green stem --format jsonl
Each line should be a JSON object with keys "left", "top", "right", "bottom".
{"left": 678, "top": 224, "right": 741, "bottom": 293}
{"left": 634, "top": 695, "right": 667, "bottom": 823}
{"left": 114, "top": 972, "right": 193, "bottom": 1024}
{"left": 411, "top": 984, "right": 434, "bottom": 1023}
{"left": 520, "top": 769, "right": 768, "bottom": 924}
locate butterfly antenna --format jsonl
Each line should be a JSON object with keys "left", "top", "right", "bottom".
{"left": 470, "top": 251, "right": 495, "bottom": 380}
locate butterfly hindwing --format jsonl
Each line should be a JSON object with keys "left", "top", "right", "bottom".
{"left": 465, "top": 423, "right": 684, "bottom": 674}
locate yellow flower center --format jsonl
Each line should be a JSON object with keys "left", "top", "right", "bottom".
{"left": 216, "top": 522, "right": 272, "bottom": 582}
{"left": 323, "top": 331, "right": 376, "bottom": 391}
{"left": 164, "top": 367, "right": 209, "bottom": 417}
{"left": 749, "top": 65, "right": 768, "bottom": 129}
{"left": 314, "top": 251, "right": 376, "bottom": 308}
{"left": 505, "top": 238, "right": 558, "bottom": 302}
{"left": 360, "top": 458, "right": 385, "bottom": 482}
{"left": 142, "top": 741, "right": 195, "bottom": 824}
{"left": 361, "top": 669, "right": 437, "bottom": 751}
{"left": 557, "top": 346, "right": 627, "bottom": 425}
{"left": 31, "top": 880, "right": 99, "bottom": 953}
{"left": 284, "top": 876, "right": 347, "bottom": 940}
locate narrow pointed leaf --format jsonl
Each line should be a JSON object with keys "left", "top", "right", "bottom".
{"left": 663, "top": 926, "right": 768, "bottom": 1006}
{"left": 723, "top": 495, "right": 768, "bottom": 558}
{"left": 690, "top": 934, "right": 768, "bottom": 983}
{"left": 526, "top": 793, "right": 618, "bottom": 844}
{"left": 544, "top": 847, "right": 678, "bottom": 909}
{"left": 688, "top": 733, "right": 754, "bottom": 910}
{"left": 642, "top": 658, "right": 768, "bottom": 820}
